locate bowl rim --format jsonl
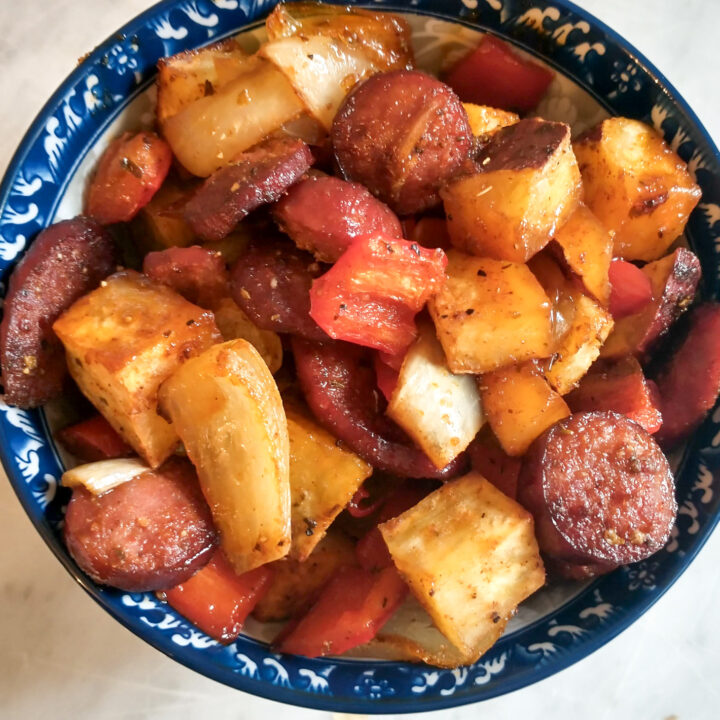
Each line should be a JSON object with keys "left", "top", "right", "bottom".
{"left": 1, "top": 0, "right": 720, "bottom": 713}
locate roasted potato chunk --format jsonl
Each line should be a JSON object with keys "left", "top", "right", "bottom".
{"left": 479, "top": 361, "right": 570, "bottom": 456}
{"left": 441, "top": 119, "right": 582, "bottom": 263}
{"left": 574, "top": 117, "right": 701, "bottom": 261}
{"left": 552, "top": 203, "right": 613, "bottom": 306}
{"left": 462, "top": 103, "right": 519, "bottom": 136}
{"left": 380, "top": 472, "right": 545, "bottom": 661}
{"left": 429, "top": 251, "right": 554, "bottom": 374}
{"left": 529, "top": 253, "right": 614, "bottom": 394}
{"left": 545, "top": 294, "right": 614, "bottom": 394}
{"left": 253, "top": 531, "right": 357, "bottom": 622}
{"left": 286, "top": 405, "right": 372, "bottom": 560}
{"left": 213, "top": 298, "right": 283, "bottom": 374}
{"left": 388, "top": 324, "right": 484, "bottom": 469}
{"left": 53, "top": 271, "right": 221, "bottom": 467}
{"left": 601, "top": 247, "right": 701, "bottom": 360}
{"left": 158, "top": 339, "right": 291, "bottom": 574}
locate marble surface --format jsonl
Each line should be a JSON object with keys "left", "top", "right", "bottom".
{"left": 1, "top": 1, "right": 719, "bottom": 718}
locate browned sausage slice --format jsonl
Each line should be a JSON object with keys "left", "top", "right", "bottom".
{"left": 273, "top": 175, "right": 402, "bottom": 262}
{"left": 517, "top": 411, "right": 676, "bottom": 568}
{"left": 654, "top": 302, "right": 720, "bottom": 448}
{"left": 230, "top": 238, "right": 327, "bottom": 340}
{"left": 332, "top": 69, "right": 472, "bottom": 215}
{"left": 64, "top": 456, "right": 218, "bottom": 592}
{"left": 0, "top": 216, "right": 117, "bottom": 408}
{"left": 184, "top": 137, "right": 314, "bottom": 242}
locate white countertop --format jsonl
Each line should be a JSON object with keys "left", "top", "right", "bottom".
{"left": 1, "top": 1, "right": 719, "bottom": 719}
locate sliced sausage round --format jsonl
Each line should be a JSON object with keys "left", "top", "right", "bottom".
{"left": 184, "top": 137, "right": 314, "bottom": 242}
{"left": 332, "top": 69, "right": 472, "bottom": 215}
{"left": 230, "top": 238, "right": 327, "bottom": 340}
{"left": 273, "top": 175, "right": 402, "bottom": 262}
{"left": 142, "top": 245, "right": 229, "bottom": 309}
{"left": 0, "top": 216, "right": 118, "bottom": 408}
{"left": 64, "top": 456, "right": 218, "bottom": 592}
{"left": 517, "top": 411, "right": 676, "bottom": 568}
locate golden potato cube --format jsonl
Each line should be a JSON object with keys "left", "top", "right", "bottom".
{"left": 545, "top": 294, "right": 614, "bottom": 395}
{"left": 286, "top": 405, "right": 372, "bottom": 560}
{"left": 441, "top": 119, "right": 582, "bottom": 263}
{"left": 53, "top": 271, "right": 221, "bottom": 467}
{"left": 380, "top": 472, "right": 545, "bottom": 661}
{"left": 213, "top": 298, "right": 283, "bottom": 374}
{"left": 429, "top": 251, "right": 554, "bottom": 374}
{"left": 253, "top": 531, "right": 357, "bottom": 622}
{"left": 574, "top": 117, "right": 701, "bottom": 261}
{"left": 552, "top": 203, "right": 613, "bottom": 306}
{"left": 479, "top": 361, "right": 570, "bottom": 456}
{"left": 388, "top": 324, "right": 484, "bottom": 469}
{"left": 462, "top": 103, "right": 519, "bottom": 136}
{"left": 158, "top": 339, "right": 291, "bottom": 574}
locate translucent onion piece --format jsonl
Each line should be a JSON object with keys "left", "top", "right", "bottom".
{"left": 62, "top": 458, "right": 152, "bottom": 496}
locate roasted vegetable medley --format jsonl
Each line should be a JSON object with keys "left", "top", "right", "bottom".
{"left": 4, "top": 3, "right": 719, "bottom": 668}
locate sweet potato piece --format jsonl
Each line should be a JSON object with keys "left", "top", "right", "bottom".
{"left": 252, "top": 531, "right": 357, "bottom": 622}
{"left": 601, "top": 247, "right": 701, "bottom": 360}
{"left": 654, "top": 303, "right": 720, "bottom": 448}
{"left": 462, "top": 103, "right": 519, "bottom": 136}
{"left": 574, "top": 117, "right": 701, "bottom": 261}
{"left": 479, "top": 361, "right": 571, "bottom": 456}
{"left": 286, "top": 405, "right": 372, "bottom": 560}
{"left": 441, "top": 119, "right": 581, "bottom": 263}
{"left": 213, "top": 298, "right": 283, "bottom": 374}
{"left": 158, "top": 339, "right": 291, "bottom": 574}
{"left": 387, "top": 324, "right": 484, "bottom": 469}
{"left": 53, "top": 271, "right": 221, "bottom": 467}
{"left": 552, "top": 204, "right": 612, "bottom": 306}
{"left": 380, "top": 473, "right": 545, "bottom": 661}
{"left": 429, "top": 251, "right": 553, "bottom": 374}
{"left": 156, "top": 39, "right": 252, "bottom": 125}
{"left": 566, "top": 357, "right": 662, "bottom": 434}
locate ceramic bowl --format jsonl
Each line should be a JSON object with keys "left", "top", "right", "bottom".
{"left": 1, "top": 0, "right": 719, "bottom": 712}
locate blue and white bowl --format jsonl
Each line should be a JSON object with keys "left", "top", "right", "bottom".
{"left": 1, "top": 0, "right": 719, "bottom": 712}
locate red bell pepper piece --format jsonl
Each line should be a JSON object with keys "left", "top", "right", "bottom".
{"left": 445, "top": 35, "right": 553, "bottom": 113}
{"left": 86, "top": 131, "right": 172, "bottom": 225}
{"left": 356, "top": 527, "right": 393, "bottom": 572}
{"left": 566, "top": 358, "right": 662, "bottom": 434}
{"left": 274, "top": 564, "right": 407, "bottom": 658}
{"left": 309, "top": 235, "right": 447, "bottom": 355}
{"left": 608, "top": 258, "right": 653, "bottom": 319}
{"left": 164, "top": 550, "right": 273, "bottom": 644}
{"left": 56, "top": 415, "right": 133, "bottom": 462}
